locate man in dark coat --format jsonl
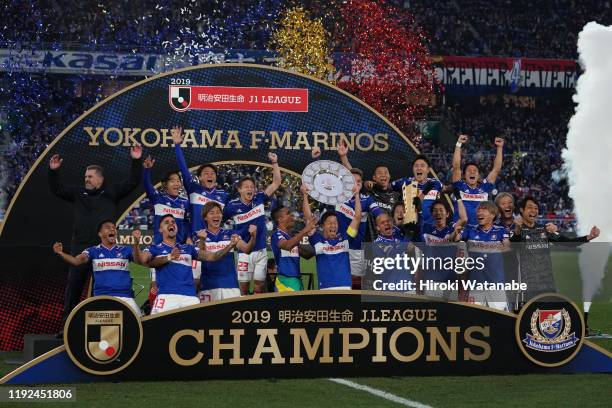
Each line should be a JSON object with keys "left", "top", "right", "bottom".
{"left": 48, "top": 144, "right": 142, "bottom": 329}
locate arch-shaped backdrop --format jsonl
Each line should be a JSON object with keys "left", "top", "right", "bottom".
{"left": 0, "top": 64, "right": 422, "bottom": 350}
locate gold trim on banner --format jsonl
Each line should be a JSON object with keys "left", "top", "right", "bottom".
{"left": 0, "top": 346, "right": 65, "bottom": 384}
{"left": 584, "top": 340, "right": 612, "bottom": 358}
{"left": 141, "top": 290, "right": 519, "bottom": 321}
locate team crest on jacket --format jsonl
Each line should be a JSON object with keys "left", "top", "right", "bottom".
{"left": 523, "top": 309, "right": 578, "bottom": 351}
{"left": 169, "top": 86, "right": 191, "bottom": 111}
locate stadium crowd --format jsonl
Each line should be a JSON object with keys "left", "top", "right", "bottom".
{"left": 2, "top": 0, "right": 611, "bottom": 57}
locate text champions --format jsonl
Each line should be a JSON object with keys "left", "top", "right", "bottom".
{"left": 168, "top": 324, "right": 492, "bottom": 367}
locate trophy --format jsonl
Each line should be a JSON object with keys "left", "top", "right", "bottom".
{"left": 301, "top": 160, "right": 354, "bottom": 205}
{"left": 402, "top": 180, "right": 419, "bottom": 224}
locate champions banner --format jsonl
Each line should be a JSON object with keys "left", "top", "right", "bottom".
{"left": 0, "top": 48, "right": 578, "bottom": 89}
{"left": 1, "top": 293, "right": 610, "bottom": 384}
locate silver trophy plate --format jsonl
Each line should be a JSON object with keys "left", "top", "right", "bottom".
{"left": 301, "top": 160, "right": 355, "bottom": 205}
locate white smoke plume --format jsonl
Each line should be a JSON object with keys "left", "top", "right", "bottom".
{"left": 562, "top": 22, "right": 612, "bottom": 303}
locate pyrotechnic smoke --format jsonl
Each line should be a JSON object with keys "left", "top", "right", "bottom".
{"left": 562, "top": 22, "right": 612, "bottom": 304}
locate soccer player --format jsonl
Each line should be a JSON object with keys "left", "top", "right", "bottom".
{"left": 417, "top": 194, "right": 467, "bottom": 299}
{"left": 270, "top": 206, "right": 317, "bottom": 292}
{"left": 493, "top": 192, "right": 520, "bottom": 308}
{"left": 456, "top": 201, "right": 510, "bottom": 310}
{"left": 389, "top": 155, "right": 443, "bottom": 225}
{"left": 52, "top": 220, "right": 141, "bottom": 316}
{"left": 392, "top": 202, "right": 405, "bottom": 226}
{"left": 451, "top": 134, "right": 504, "bottom": 225}
{"left": 142, "top": 155, "right": 190, "bottom": 244}
{"left": 302, "top": 184, "right": 361, "bottom": 290}
{"left": 171, "top": 126, "right": 228, "bottom": 236}
{"left": 333, "top": 168, "right": 384, "bottom": 289}
{"left": 339, "top": 142, "right": 400, "bottom": 212}
{"left": 371, "top": 212, "right": 417, "bottom": 293}
{"left": 338, "top": 142, "right": 401, "bottom": 237}
{"left": 510, "top": 196, "right": 600, "bottom": 307}
{"left": 223, "top": 152, "right": 282, "bottom": 295}
{"left": 196, "top": 202, "right": 257, "bottom": 302}
{"left": 374, "top": 212, "right": 409, "bottom": 243}
{"left": 134, "top": 214, "right": 235, "bottom": 314}
{"left": 494, "top": 192, "right": 516, "bottom": 235}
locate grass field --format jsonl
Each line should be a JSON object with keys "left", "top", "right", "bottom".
{"left": 0, "top": 250, "right": 610, "bottom": 407}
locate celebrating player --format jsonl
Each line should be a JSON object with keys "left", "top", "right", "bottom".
{"left": 389, "top": 155, "right": 443, "bottom": 225}
{"left": 332, "top": 168, "right": 384, "bottom": 289}
{"left": 134, "top": 214, "right": 235, "bottom": 314}
{"left": 171, "top": 125, "right": 228, "bottom": 234}
{"left": 371, "top": 212, "right": 417, "bottom": 292}
{"left": 392, "top": 202, "right": 405, "bottom": 226}
{"left": 142, "top": 155, "right": 189, "bottom": 244}
{"left": 451, "top": 134, "right": 504, "bottom": 225}
{"left": 339, "top": 142, "right": 400, "bottom": 213}
{"left": 494, "top": 192, "right": 516, "bottom": 235}
{"left": 417, "top": 193, "right": 467, "bottom": 299}
{"left": 510, "top": 196, "right": 600, "bottom": 306}
{"left": 223, "top": 152, "right": 282, "bottom": 295}
{"left": 302, "top": 184, "right": 361, "bottom": 290}
{"left": 270, "top": 206, "right": 317, "bottom": 292}
{"left": 455, "top": 201, "right": 510, "bottom": 310}
{"left": 52, "top": 220, "right": 141, "bottom": 315}
{"left": 196, "top": 202, "right": 257, "bottom": 302}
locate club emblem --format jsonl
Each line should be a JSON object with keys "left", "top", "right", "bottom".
{"left": 523, "top": 309, "right": 578, "bottom": 352}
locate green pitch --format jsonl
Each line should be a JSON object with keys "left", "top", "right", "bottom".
{"left": 0, "top": 251, "right": 610, "bottom": 407}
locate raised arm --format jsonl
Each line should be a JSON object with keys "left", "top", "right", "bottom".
{"left": 486, "top": 137, "right": 504, "bottom": 183}
{"left": 48, "top": 154, "right": 76, "bottom": 202}
{"left": 279, "top": 216, "right": 317, "bottom": 251}
{"left": 452, "top": 134, "right": 468, "bottom": 182}
{"left": 347, "top": 187, "right": 362, "bottom": 236}
{"left": 114, "top": 144, "right": 143, "bottom": 199}
{"left": 142, "top": 156, "right": 157, "bottom": 200}
{"left": 548, "top": 224, "right": 600, "bottom": 243}
{"left": 453, "top": 188, "right": 468, "bottom": 225}
{"left": 171, "top": 126, "right": 197, "bottom": 192}
{"left": 264, "top": 152, "right": 282, "bottom": 197}
{"left": 131, "top": 230, "right": 146, "bottom": 265}
{"left": 53, "top": 242, "right": 89, "bottom": 266}
{"left": 337, "top": 140, "right": 352, "bottom": 170}
{"left": 300, "top": 184, "right": 316, "bottom": 236}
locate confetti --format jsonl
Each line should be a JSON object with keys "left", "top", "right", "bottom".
{"left": 270, "top": 6, "right": 336, "bottom": 84}
{"left": 336, "top": 0, "right": 438, "bottom": 138}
